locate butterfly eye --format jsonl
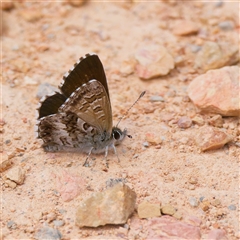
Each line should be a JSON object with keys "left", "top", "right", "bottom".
{"left": 113, "top": 130, "right": 121, "bottom": 140}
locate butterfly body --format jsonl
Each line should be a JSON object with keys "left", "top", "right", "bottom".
{"left": 36, "top": 53, "right": 127, "bottom": 158}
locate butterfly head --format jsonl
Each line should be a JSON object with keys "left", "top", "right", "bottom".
{"left": 112, "top": 127, "right": 132, "bottom": 146}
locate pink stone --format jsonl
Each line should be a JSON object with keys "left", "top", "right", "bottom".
{"left": 135, "top": 45, "right": 174, "bottom": 80}
{"left": 188, "top": 66, "right": 240, "bottom": 116}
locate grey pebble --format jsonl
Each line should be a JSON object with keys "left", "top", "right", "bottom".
{"left": 199, "top": 196, "right": 205, "bottom": 202}
{"left": 106, "top": 178, "right": 127, "bottom": 188}
{"left": 53, "top": 220, "right": 65, "bottom": 227}
{"left": 133, "top": 154, "right": 139, "bottom": 159}
{"left": 150, "top": 95, "right": 165, "bottom": 102}
{"left": 190, "top": 44, "right": 201, "bottom": 53}
{"left": 35, "top": 226, "right": 62, "bottom": 240}
{"left": 189, "top": 197, "right": 199, "bottom": 207}
{"left": 142, "top": 141, "right": 149, "bottom": 147}
{"left": 7, "top": 220, "right": 17, "bottom": 229}
{"left": 228, "top": 204, "right": 236, "bottom": 211}
{"left": 218, "top": 21, "right": 235, "bottom": 31}
{"left": 36, "top": 83, "right": 59, "bottom": 99}
{"left": 215, "top": 0, "right": 223, "bottom": 7}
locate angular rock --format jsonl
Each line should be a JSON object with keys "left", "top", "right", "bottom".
{"left": 161, "top": 204, "right": 176, "bottom": 216}
{"left": 20, "top": 9, "right": 42, "bottom": 22}
{"left": 135, "top": 45, "right": 174, "bottom": 80}
{"left": 138, "top": 201, "right": 161, "bottom": 219}
{"left": 172, "top": 20, "right": 199, "bottom": 36}
{"left": 119, "top": 59, "right": 135, "bottom": 77}
{"left": 0, "top": 152, "right": 13, "bottom": 173}
{"left": 177, "top": 116, "right": 192, "bottom": 129}
{"left": 194, "top": 41, "right": 239, "bottom": 72}
{"left": 200, "top": 200, "right": 210, "bottom": 212}
{"left": 145, "top": 133, "right": 162, "bottom": 145}
{"left": 4, "top": 166, "right": 25, "bottom": 185}
{"left": 189, "top": 197, "right": 199, "bottom": 207}
{"left": 188, "top": 66, "right": 240, "bottom": 116}
{"left": 196, "top": 126, "right": 233, "bottom": 151}
{"left": 75, "top": 183, "right": 136, "bottom": 227}
{"left": 192, "top": 116, "right": 205, "bottom": 126}
{"left": 208, "top": 115, "right": 223, "bottom": 128}
{"left": 4, "top": 179, "right": 17, "bottom": 189}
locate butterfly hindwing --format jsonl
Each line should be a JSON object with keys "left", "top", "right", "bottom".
{"left": 37, "top": 92, "right": 66, "bottom": 119}
{"left": 37, "top": 112, "right": 99, "bottom": 153}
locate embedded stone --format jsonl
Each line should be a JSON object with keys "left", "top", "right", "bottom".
{"left": 188, "top": 66, "right": 240, "bottom": 116}
{"left": 138, "top": 201, "right": 161, "bottom": 219}
{"left": 75, "top": 183, "right": 136, "bottom": 227}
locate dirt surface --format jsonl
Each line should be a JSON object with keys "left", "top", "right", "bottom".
{"left": 1, "top": 1, "right": 239, "bottom": 239}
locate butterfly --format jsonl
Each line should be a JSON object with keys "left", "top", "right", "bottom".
{"left": 36, "top": 53, "right": 135, "bottom": 165}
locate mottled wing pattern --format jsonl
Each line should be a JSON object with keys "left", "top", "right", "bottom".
{"left": 36, "top": 53, "right": 113, "bottom": 152}
{"left": 59, "top": 80, "right": 112, "bottom": 134}
{"left": 36, "top": 111, "right": 98, "bottom": 152}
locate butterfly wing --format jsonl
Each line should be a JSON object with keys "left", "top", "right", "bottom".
{"left": 59, "top": 53, "right": 110, "bottom": 99}
{"left": 37, "top": 92, "right": 66, "bottom": 119}
{"left": 60, "top": 80, "right": 113, "bottom": 134}
{"left": 36, "top": 111, "right": 99, "bottom": 153}
{"left": 36, "top": 53, "right": 113, "bottom": 152}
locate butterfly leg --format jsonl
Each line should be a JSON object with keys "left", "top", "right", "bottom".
{"left": 112, "top": 145, "right": 120, "bottom": 162}
{"left": 103, "top": 146, "right": 110, "bottom": 168}
{"left": 83, "top": 147, "right": 94, "bottom": 167}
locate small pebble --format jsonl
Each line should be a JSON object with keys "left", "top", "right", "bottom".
{"left": 188, "top": 177, "right": 198, "bottom": 184}
{"left": 106, "top": 178, "right": 127, "bottom": 188}
{"left": 199, "top": 196, "right": 205, "bottom": 202}
{"left": 35, "top": 226, "right": 62, "bottom": 240}
{"left": 192, "top": 116, "right": 205, "bottom": 126}
{"left": 218, "top": 21, "right": 235, "bottom": 31}
{"left": 47, "top": 212, "right": 57, "bottom": 223}
{"left": 7, "top": 220, "right": 17, "bottom": 229}
{"left": 188, "top": 184, "right": 195, "bottom": 190}
{"left": 189, "top": 197, "right": 199, "bottom": 207}
{"left": 36, "top": 83, "right": 58, "bottom": 99}
{"left": 149, "top": 95, "right": 165, "bottom": 102}
{"left": 200, "top": 200, "right": 210, "bottom": 211}
{"left": 5, "top": 139, "right": 11, "bottom": 145}
{"left": 53, "top": 220, "right": 65, "bottom": 227}
{"left": 177, "top": 116, "right": 192, "bottom": 129}
{"left": 142, "top": 141, "right": 149, "bottom": 147}
{"left": 211, "top": 199, "right": 221, "bottom": 207}
{"left": 190, "top": 44, "right": 201, "bottom": 53}
{"left": 161, "top": 204, "right": 176, "bottom": 216}
{"left": 228, "top": 204, "right": 236, "bottom": 211}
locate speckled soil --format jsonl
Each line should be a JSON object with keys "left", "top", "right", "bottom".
{"left": 1, "top": 1, "right": 239, "bottom": 239}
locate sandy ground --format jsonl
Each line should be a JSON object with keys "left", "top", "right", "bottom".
{"left": 1, "top": 1, "right": 239, "bottom": 239}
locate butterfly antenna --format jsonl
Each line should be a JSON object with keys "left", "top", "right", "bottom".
{"left": 116, "top": 91, "right": 146, "bottom": 128}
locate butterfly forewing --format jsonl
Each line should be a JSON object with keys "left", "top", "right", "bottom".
{"left": 60, "top": 80, "right": 112, "bottom": 134}
{"left": 59, "top": 53, "right": 110, "bottom": 99}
